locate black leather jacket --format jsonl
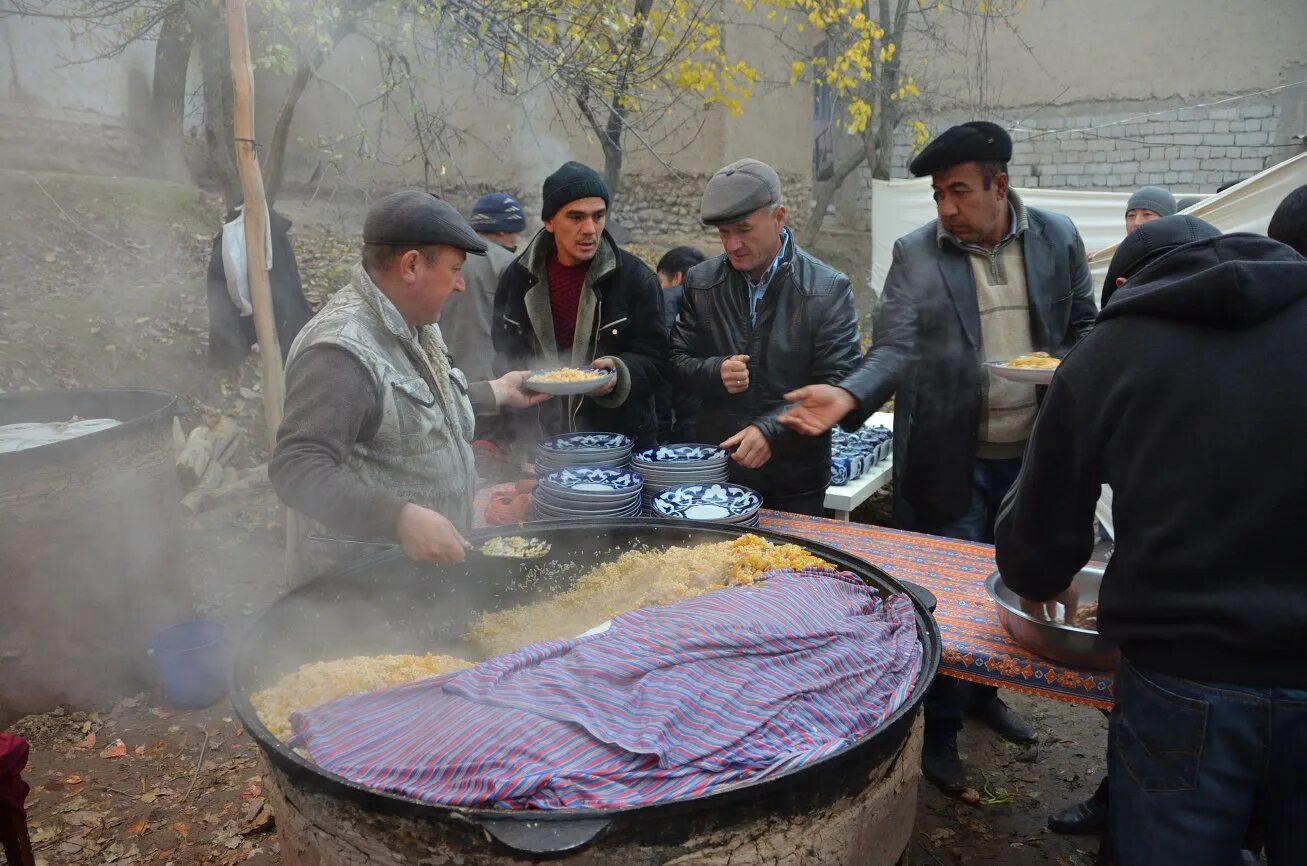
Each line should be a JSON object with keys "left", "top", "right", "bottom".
{"left": 670, "top": 242, "right": 860, "bottom": 499}
{"left": 840, "top": 202, "right": 1097, "bottom": 526}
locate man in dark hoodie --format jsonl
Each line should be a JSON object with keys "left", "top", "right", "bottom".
{"left": 994, "top": 216, "right": 1307, "bottom": 865}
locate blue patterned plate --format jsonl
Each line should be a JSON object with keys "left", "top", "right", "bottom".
{"left": 540, "top": 433, "right": 634, "bottom": 454}
{"left": 540, "top": 467, "right": 643, "bottom": 496}
{"left": 651, "top": 483, "right": 761, "bottom": 521}
{"left": 631, "top": 444, "right": 728, "bottom": 465}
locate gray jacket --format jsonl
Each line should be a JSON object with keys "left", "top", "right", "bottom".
{"left": 840, "top": 196, "right": 1097, "bottom": 526}
{"left": 441, "top": 241, "right": 516, "bottom": 383}
{"left": 282, "top": 265, "right": 477, "bottom": 571}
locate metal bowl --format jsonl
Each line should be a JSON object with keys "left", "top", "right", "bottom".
{"left": 985, "top": 566, "right": 1119, "bottom": 671}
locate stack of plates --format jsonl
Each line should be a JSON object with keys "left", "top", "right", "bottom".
{"left": 631, "top": 444, "right": 730, "bottom": 512}
{"left": 535, "top": 432, "right": 634, "bottom": 474}
{"left": 649, "top": 483, "right": 762, "bottom": 527}
{"left": 533, "top": 467, "right": 644, "bottom": 520}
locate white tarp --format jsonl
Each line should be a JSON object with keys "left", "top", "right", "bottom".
{"left": 870, "top": 151, "right": 1307, "bottom": 302}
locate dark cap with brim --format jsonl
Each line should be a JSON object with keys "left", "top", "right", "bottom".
{"left": 701, "top": 158, "right": 783, "bottom": 226}
{"left": 909, "top": 121, "right": 1012, "bottom": 177}
{"left": 1102, "top": 215, "right": 1222, "bottom": 303}
{"left": 363, "top": 190, "right": 488, "bottom": 255}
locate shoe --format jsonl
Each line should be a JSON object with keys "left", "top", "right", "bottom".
{"left": 966, "top": 695, "right": 1037, "bottom": 744}
{"left": 1047, "top": 796, "right": 1108, "bottom": 835}
{"left": 921, "top": 734, "right": 967, "bottom": 794}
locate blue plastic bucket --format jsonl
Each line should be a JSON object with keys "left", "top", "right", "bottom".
{"left": 150, "top": 619, "right": 229, "bottom": 709}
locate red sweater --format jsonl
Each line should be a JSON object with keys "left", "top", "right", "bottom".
{"left": 546, "top": 254, "right": 590, "bottom": 352}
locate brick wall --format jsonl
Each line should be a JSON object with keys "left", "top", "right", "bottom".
{"left": 848, "top": 96, "right": 1292, "bottom": 222}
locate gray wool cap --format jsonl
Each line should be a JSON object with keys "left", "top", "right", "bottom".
{"left": 1126, "top": 186, "right": 1177, "bottom": 218}
{"left": 701, "top": 158, "right": 783, "bottom": 226}
{"left": 363, "top": 190, "right": 488, "bottom": 255}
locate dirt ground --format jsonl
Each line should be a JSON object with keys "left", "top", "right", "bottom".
{"left": 2, "top": 170, "right": 1108, "bottom": 865}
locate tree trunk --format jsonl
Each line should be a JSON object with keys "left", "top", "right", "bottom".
{"left": 263, "top": 55, "right": 316, "bottom": 206}
{"left": 600, "top": 132, "right": 624, "bottom": 201}
{"left": 188, "top": 0, "right": 241, "bottom": 211}
{"left": 149, "top": 3, "right": 194, "bottom": 183}
{"left": 799, "top": 143, "right": 869, "bottom": 247}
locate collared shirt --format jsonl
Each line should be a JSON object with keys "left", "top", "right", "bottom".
{"left": 742, "top": 228, "right": 792, "bottom": 325}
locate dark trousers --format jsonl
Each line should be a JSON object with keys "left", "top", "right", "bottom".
{"left": 1107, "top": 659, "right": 1305, "bottom": 866}
{"left": 912, "top": 457, "right": 1023, "bottom": 739}
{"left": 764, "top": 490, "right": 827, "bottom": 517}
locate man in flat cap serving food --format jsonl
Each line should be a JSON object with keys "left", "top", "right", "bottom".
{"left": 492, "top": 161, "right": 668, "bottom": 448}
{"left": 669, "top": 158, "right": 860, "bottom": 515}
{"left": 780, "top": 122, "right": 1098, "bottom": 792}
{"left": 270, "top": 191, "right": 549, "bottom": 576}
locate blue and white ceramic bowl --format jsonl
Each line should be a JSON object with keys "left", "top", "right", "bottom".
{"left": 534, "top": 497, "right": 641, "bottom": 519}
{"left": 631, "top": 444, "right": 728, "bottom": 465}
{"left": 536, "top": 485, "right": 641, "bottom": 508}
{"left": 651, "top": 483, "right": 762, "bottom": 522}
{"left": 540, "top": 467, "right": 643, "bottom": 495}
{"left": 540, "top": 433, "right": 634, "bottom": 454}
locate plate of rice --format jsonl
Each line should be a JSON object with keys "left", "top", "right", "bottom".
{"left": 987, "top": 352, "right": 1061, "bottom": 385}
{"left": 525, "top": 367, "right": 616, "bottom": 395}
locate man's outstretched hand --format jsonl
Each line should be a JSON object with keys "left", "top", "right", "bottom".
{"left": 489, "top": 370, "right": 552, "bottom": 409}
{"left": 779, "top": 385, "right": 857, "bottom": 436}
{"left": 395, "top": 503, "right": 471, "bottom": 564}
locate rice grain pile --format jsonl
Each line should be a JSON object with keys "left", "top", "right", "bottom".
{"left": 469, "top": 534, "right": 831, "bottom": 656}
{"left": 252, "top": 653, "right": 473, "bottom": 741}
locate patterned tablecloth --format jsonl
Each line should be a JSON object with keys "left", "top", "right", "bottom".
{"left": 473, "top": 486, "right": 1114, "bottom": 710}
{"left": 758, "top": 511, "right": 1114, "bottom": 711}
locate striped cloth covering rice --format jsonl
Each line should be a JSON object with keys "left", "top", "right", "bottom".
{"left": 290, "top": 567, "right": 922, "bottom": 810}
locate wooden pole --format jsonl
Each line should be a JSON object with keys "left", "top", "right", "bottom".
{"left": 226, "top": 0, "right": 303, "bottom": 583}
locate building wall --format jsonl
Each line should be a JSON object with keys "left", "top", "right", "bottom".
{"left": 835, "top": 0, "right": 1307, "bottom": 228}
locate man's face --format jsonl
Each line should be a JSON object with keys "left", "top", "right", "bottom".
{"left": 931, "top": 162, "right": 1008, "bottom": 246}
{"left": 544, "top": 198, "right": 606, "bottom": 266}
{"left": 1125, "top": 208, "right": 1163, "bottom": 235}
{"left": 393, "top": 245, "right": 466, "bottom": 326}
{"left": 716, "top": 205, "right": 786, "bottom": 278}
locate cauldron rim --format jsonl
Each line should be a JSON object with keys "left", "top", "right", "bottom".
{"left": 0, "top": 387, "right": 182, "bottom": 471}
{"left": 230, "top": 519, "right": 940, "bottom": 853}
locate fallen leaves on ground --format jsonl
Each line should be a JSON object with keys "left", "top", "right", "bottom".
{"left": 99, "top": 739, "right": 128, "bottom": 759}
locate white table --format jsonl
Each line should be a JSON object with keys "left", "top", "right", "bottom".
{"left": 823, "top": 412, "right": 895, "bottom": 521}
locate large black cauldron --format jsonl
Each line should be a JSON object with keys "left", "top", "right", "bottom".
{"left": 231, "top": 520, "right": 939, "bottom": 863}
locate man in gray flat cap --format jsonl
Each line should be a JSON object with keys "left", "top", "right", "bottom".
{"left": 780, "top": 121, "right": 1098, "bottom": 795}
{"left": 669, "top": 158, "right": 859, "bottom": 515}
{"left": 271, "top": 191, "right": 548, "bottom": 577}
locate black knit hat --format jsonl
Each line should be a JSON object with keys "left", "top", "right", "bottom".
{"left": 909, "top": 121, "right": 1012, "bottom": 177}
{"left": 1102, "top": 215, "right": 1221, "bottom": 304}
{"left": 542, "top": 161, "right": 610, "bottom": 220}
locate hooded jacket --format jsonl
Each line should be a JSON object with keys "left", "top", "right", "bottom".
{"left": 995, "top": 234, "right": 1307, "bottom": 686}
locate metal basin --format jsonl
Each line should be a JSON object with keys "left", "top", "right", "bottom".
{"left": 985, "top": 565, "right": 1119, "bottom": 671}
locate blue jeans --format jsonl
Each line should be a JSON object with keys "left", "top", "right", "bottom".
{"left": 915, "top": 457, "right": 1023, "bottom": 737}
{"left": 1109, "top": 659, "right": 1307, "bottom": 866}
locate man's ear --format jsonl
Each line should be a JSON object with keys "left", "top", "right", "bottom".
{"left": 399, "top": 249, "right": 422, "bottom": 282}
{"left": 994, "top": 171, "right": 1010, "bottom": 199}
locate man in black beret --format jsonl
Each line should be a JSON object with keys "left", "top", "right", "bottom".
{"left": 669, "top": 158, "right": 859, "bottom": 514}
{"left": 271, "top": 191, "right": 548, "bottom": 578}
{"left": 492, "top": 161, "right": 669, "bottom": 449}
{"left": 780, "top": 121, "right": 1098, "bottom": 793}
